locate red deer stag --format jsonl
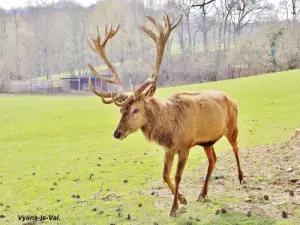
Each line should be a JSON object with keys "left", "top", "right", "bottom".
{"left": 87, "top": 14, "right": 244, "bottom": 217}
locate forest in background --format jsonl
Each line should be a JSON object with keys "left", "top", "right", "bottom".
{"left": 0, "top": 0, "right": 300, "bottom": 88}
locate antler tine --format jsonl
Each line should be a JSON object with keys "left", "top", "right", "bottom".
{"left": 88, "top": 76, "right": 120, "bottom": 98}
{"left": 135, "top": 79, "right": 155, "bottom": 96}
{"left": 163, "top": 15, "right": 168, "bottom": 28}
{"left": 88, "top": 76, "right": 115, "bottom": 104}
{"left": 86, "top": 37, "right": 97, "bottom": 54}
{"left": 130, "top": 78, "right": 138, "bottom": 100}
{"left": 163, "top": 13, "right": 182, "bottom": 31}
{"left": 163, "top": 13, "right": 171, "bottom": 30}
{"left": 145, "top": 16, "right": 164, "bottom": 37}
{"left": 104, "top": 25, "right": 108, "bottom": 37}
{"left": 112, "top": 94, "right": 134, "bottom": 107}
{"left": 171, "top": 15, "right": 182, "bottom": 30}
{"left": 88, "top": 76, "right": 130, "bottom": 106}
{"left": 96, "top": 26, "right": 102, "bottom": 44}
{"left": 88, "top": 63, "right": 117, "bottom": 84}
{"left": 151, "top": 63, "right": 158, "bottom": 81}
{"left": 139, "top": 25, "right": 157, "bottom": 42}
{"left": 102, "top": 25, "right": 114, "bottom": 47}
{"left": 138, "top": 65, "right": 158, "bottom": 96}
{"left": 170, "top": 14, "right": 174, "bottom": 25}
{"left": 109, "top": 25, "right": 120, "bottom": 39}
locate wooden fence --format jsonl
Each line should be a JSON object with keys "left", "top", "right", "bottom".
{"left": 0, "top": 79, "right": 67, "bottom": 94}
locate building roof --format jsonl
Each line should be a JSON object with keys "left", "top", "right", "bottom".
{"left": 61, "top": 74, "right": 112, "bottom": 80}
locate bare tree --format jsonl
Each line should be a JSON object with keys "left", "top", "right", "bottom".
{"left": 278, "top": 0, "right": 290, "bottom": 22}
{"left": 11, "top": 8, "right": 22, "bottom": 77}
{"left": 232, "top": 0, "right": 272, "bottom": 40}
{"left": 26, "top": 1, "right": 57, "bottom": 79}
{"left": 291, "top": 0, "right": 300, "bottom": 22}
{"left": 215, "top": 0, "right": 237, "bottom": 51}
{"left": 193, "top": 1, "right": 216, "bottom": 52}
{"left": 168, "top": 0, "right": 200, "bottom": 51}
{"left": 0, "top": 8, "right": 8, "bottom": 61}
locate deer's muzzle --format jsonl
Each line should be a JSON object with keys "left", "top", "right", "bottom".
{"left": 113, "top": 131, "right": 121, "bottom": 139}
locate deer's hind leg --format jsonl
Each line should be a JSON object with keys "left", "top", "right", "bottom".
{"left": 212, "top": 146, "right": 217, "bottom": 162}
{"left": 198, "top": 145, "right": 216, "bottom": 201}
{"left": 226, "top": 127, "right": 244, "bottom": 184}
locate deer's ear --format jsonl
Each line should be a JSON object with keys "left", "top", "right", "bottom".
{"left": 141, "top": 83, "right": 156, "bottom": 99}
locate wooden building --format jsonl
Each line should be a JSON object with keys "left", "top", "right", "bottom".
{"left": 62, "top": 75, "right": 113, "bottom": 91}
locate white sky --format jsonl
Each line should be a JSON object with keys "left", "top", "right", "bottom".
{"left": 0, "top": 0, "right": 282, "bottom": 10}
{"left": 0, "top": 0, "right": 99, "bottom": 9}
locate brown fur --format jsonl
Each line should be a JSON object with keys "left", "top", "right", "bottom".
{"left": 138, "top": 91, "right": 237, "bottom": 153}
{"left": 113, "top": 90, "right": 244, "bottom": 216}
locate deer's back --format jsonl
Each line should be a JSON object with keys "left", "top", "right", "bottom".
{"left": 166, "top": 90, "right": 238, "bottom": 148}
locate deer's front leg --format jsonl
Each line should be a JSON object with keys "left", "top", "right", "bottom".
{"left": 169, "top": 150, "right": 189, "bottom": 217}
{"left": 163, "top": 151, "right": 187, "bottom": 205}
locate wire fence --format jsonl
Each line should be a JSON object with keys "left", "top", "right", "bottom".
{"left": 0, "top": 79, "right": 67, "bottom": 94}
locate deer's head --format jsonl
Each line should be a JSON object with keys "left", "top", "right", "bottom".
{"left": 87, "top": 14, "right": 182, "bottom": 140}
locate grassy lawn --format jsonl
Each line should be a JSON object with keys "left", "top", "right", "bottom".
{"left": 0, "top": 70, "right": 300, "bottom": 224}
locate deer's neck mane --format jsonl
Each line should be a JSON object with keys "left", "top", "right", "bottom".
{"left": 141, "top": 96, "right": 181, "bottom": 149}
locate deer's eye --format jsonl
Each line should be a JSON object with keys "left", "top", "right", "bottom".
{"left": 132, "top": 109, "right": 139, "bottom": 114}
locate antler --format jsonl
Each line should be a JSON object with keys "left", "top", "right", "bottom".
{"left": 87, "top": 25, "right": 135, "bottom": 106}
{"left": 87, "top": 25, "right": 123, "bottom": 86}
{"left": 88, "top": 14, "right": 182, "bottom": 106}
{"left": 136, "top": 13, "right": 182, "bottom": 96}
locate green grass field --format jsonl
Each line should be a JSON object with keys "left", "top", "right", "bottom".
{"left": 1, "top": 70, "right": 300, "bottom": 225}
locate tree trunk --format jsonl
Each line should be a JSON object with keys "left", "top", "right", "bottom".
{"left": 1, "top": 21, "right": 7, "bottom": 59}
{"left": 223, "top": 21, "right": 227, "bottom": 51}
{"left": 218, "top": 24, "right": 222, "bottom": 52}
{"left": 179, "top": 20, "right": 184, "bottom": 53}
{"left": 186, "top": 14, "right": 192, "bottom": 51}
{"left": 13, "top": 12, "right": 20, "bottom": 75}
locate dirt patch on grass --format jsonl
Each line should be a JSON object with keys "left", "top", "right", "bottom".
{"left": 150, "top": 130, "right": 300, "bottom": 223}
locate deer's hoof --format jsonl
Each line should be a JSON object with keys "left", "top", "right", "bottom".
{"left": 197, "top": 194, "right": 206, "bottom": 202}
{"left": 239, "top": 176, "right": 246, "bottom": 184}
{"left": 179, "top": 195, "right": 187, "bottom": 205}
{"left": 239, "top": 172, "right": 245, "bottom": 184}
{"left": 169, "top": 209, "right": 179, "bottom": 217}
